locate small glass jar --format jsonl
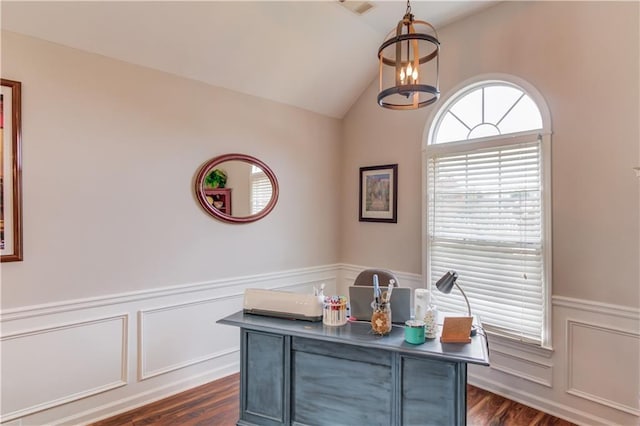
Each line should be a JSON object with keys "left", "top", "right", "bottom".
{"left": 423, "top": 303, "right": 438, "bottom": 339}
{"left": 323, "top": 296, "right": 348, "bottom": 326}
{"left": 371, "top": 302, "right": 392, "bottom": 335}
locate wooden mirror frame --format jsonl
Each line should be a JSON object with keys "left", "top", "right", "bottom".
{"left": 194, "top": 153, "right": 279, "bottom": 224}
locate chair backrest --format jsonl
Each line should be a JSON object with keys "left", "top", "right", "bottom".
{"left": 353, "top": 268, "right": 400, "bottom": 287}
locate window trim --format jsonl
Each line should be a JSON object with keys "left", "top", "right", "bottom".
{"left": 422, "top": 74, "right": 553, "bottom": 349}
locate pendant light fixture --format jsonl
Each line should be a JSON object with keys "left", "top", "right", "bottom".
{"left": 377, "top": 0, "right": 440, "bottom": 110}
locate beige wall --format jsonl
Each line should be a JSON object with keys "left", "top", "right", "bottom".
{"left": 0, "top": 31, "right": 342, "bottom": 308}
{"left": 341, "top": 1, "right": 640, "bottom": 307}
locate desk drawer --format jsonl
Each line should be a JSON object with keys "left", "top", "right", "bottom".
{"left": 292, "top": 336, "right": 392, "bottom": 367}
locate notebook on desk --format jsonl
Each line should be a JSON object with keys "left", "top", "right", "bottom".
{"left": 348, "top": 285, "right": 412, "bottom": 324}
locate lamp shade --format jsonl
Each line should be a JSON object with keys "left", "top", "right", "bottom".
{"left": 435, "top": 270, "right": 458, "bottom": 295}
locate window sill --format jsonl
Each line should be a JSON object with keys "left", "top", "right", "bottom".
{"left": 485, "top": 329, "right": 554, "bottom": 359}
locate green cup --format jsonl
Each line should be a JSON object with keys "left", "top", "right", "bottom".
{"left": 404, "top": 320, "right": 426, "bottom": 344}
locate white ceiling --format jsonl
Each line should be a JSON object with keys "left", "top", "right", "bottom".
{"left": 1, "top": 1, "right": 497, "bottom": 118}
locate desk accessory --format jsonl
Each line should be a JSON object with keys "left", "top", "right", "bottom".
{"left": 404, "top": 320, "right": 426, "bottom": 344}
{"left": 440, "top": 317, "right": 473, "bottom": 343}
{"left": 323, "top": 296, "right": 348, "bottom": 326}
{"left": 370, "top": 274, "right": 393, "bottom": 334}
{"left": 415, "top": 288, "right": 438, "bottom": 338}
{"left": 436, "top": 271, "right": 478, "bottom": 336}
{"left": 371, "top": 301, "right": 392, "bottom": 335}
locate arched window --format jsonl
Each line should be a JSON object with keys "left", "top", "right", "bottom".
{"left": 432, "top": 82, "right": 543, "bottom": 143}
{"left": 424, "top": 76, "right": 552, "bottom": 347}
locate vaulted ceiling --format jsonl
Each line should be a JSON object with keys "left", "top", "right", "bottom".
{"left": 2, "top": 1, "right": 497, "bottom": 118}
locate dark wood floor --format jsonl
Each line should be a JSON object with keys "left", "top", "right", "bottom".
{"left": 91, "top": 373, "right": 575, "bottom": 426}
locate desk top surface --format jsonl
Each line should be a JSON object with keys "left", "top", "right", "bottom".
{"left": 219, "top": 311, "right": 490, "bottom": 366}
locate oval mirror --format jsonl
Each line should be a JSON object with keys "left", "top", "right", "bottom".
{"left": 194, "top": 153, "right": 279, "bottom": 224}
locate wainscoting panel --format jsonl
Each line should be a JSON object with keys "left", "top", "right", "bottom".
{"left": 3, "top": 266, "right": 638, "bottom": 426}
{"left": 468, "top": 295, "right": 640, "bottom": 426}
{"left": 0, "top": 315, "right": 128, "bottom": 422}
{"left": 138, "top": 294, "right": 243, "bottom": 380}
{"left": 486, "top": 347, "right": 553, "bottom": 388}
{"left": 0, "top": 265, "right": 338, "bottom": 425}
{"left": 566, "top": 319, "right": 640, "bottom": 416}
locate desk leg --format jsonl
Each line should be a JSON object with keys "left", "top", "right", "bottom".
{"left": 238, "top": 329, "right": 289, "bottom": 426}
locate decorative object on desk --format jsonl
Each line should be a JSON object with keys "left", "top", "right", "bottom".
{"left": 423, "top": 306, "right": 438, "bottom": 339}
{"left": 436, "top": 270, "right": 478, "bottom": 336}
{"left": 323, "top": 296, "right": 348, "bottom": 326}
{"left": 194, "top": 153, "right": 278, "bottom": 224}
{"left": 359, "top": 164, "right": 398, "bottom": 223}
{"left": 440, "top": 317, "right": 473, "bottom": 344}
{"left": 205, "top": 168, "right": 227, "bottom": 188}
{"left": 404, "top": 320, "right": 425, "bottom": 344}
{"left": 414, "top": 288, "right": 438, "bottom": 339}
{"left": 377, "top": 0, "right": 440, "bottom": 110}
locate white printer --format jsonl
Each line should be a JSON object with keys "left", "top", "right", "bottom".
{"left": 243, "top": 288, "right": 323, "bottom": 321}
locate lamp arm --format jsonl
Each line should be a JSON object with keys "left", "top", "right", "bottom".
{"left": 453, "top": 282, "right": 472, "bottom": 317}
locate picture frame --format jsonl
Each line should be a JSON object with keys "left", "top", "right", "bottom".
{"left": 359, "top": 164, "right": 397, "bottom": 223}
{"left": 1, "top": 79, "right": 23, "bottom": 262}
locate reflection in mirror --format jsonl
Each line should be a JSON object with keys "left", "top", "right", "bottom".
{"left": 194, "top": 154, "right": 278, "bottom": 224}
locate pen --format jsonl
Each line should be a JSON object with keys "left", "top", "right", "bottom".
{"left": 373, "top": 274, "right": 380, "bottom": 304}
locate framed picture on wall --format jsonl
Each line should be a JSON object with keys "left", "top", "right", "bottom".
{"left": 359, "top": 164, "right": 397, "bottom": 223}
{"left": 1, "top": 79, "right": 23, "bottom": 262}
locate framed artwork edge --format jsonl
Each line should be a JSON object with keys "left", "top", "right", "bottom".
{"left": 1, "top": 78, "right": 23, "bottom": 262}
{"left": 358, "top": 163, "right": 398, "bottom": 224}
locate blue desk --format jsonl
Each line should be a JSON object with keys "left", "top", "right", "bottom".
{"left": 219, "top": 311, "right": 489, "bottom": 426}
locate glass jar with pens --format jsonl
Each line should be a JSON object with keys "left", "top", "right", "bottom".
{"left": 371, "top": 301, "right": 392, "bottom": 335}
{"left": 370, "top": 274, "right": 393, "bottom": 335}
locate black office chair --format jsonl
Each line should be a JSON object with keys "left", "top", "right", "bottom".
{"left": 353, "top": 268, "right": 400, "bottom": 287}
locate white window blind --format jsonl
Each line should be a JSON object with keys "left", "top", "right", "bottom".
{"left": 250, "top": 167, "right": 272, "bottom": 214}
{"left": 427, "top": 137, "right": 545, "bottom": 344}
